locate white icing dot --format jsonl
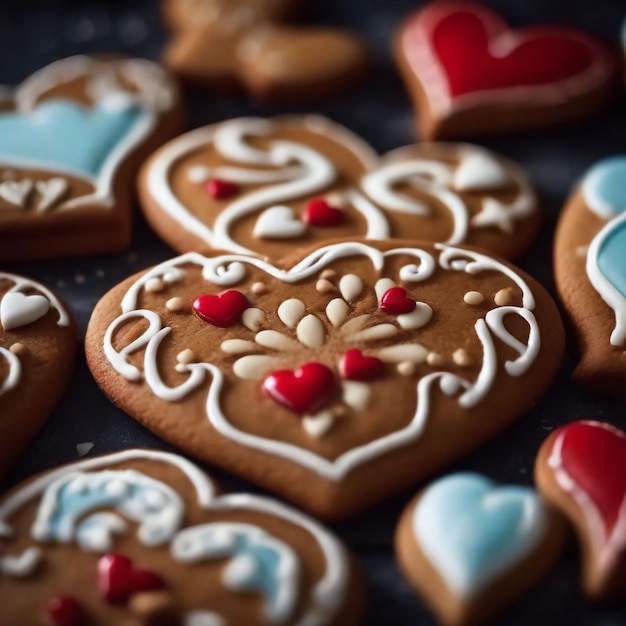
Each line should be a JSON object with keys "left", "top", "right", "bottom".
{"left": 320, "top": 269, "right": 336, "bottom": 280}
{"left": 221, "top": 339, "right": 258, "bottom": 355}
{"left": 397, "top": 362, "right": 416, "bottom": 376}
{"left": 427, "top": 352, "right": 444, "bottom": 367}
{"left": 143, "top": 489, "right": 167, "bottom": 508}
{"left": 316, "top": 279, "right": 335, "bottom": 294}
{"left": 378, "top": 344, "right": 428, "bottom": 363}
{"left": 177, "top": 349, "right": 196, "bottom": 365}
{"left": 463, "top": 291, "right": 485, "bottom": 306}
{"left": 233, "top": 355, "right": 278, "bottom": 380}
{"left": 494, "top": 288, "right": 514, "bottom": 306}
{"left": 224, "top": 554, "right": 258, "bottom": 588}
{"left": 339, "top": 274, "right": 363, "bottom": 303}
{"left": 342, "top": 381, "right": 371, "bottom": 411}
{"left": 251, "top": 282, "right": 267, "bottom": 294}
{"left": 277, "top": 299, "right": 306, "bottom": 328}
{"left": 353, "top": 324, "right": 398, "bottom": 342}
{"left": 187, "top": 165, "right": 211, "bottom": 184}
{"left": 242, "top": 308, "right": 264, "bottom": 332}
{"left": 375, "top": 278, "right": 396, "bottom": 303}
{"left": 163, "top": 271, "right": 182, "bottom": 284}
{"left": 453, "top": 348, "right": 473, "bottom": 367}
{"left": 296, "top": 315, "right": 325, "bottom": 348}
{"left": 105, "top": 479, "right": 128, "bottom": 497}
{"left": 255, "top": 330, "right": 299, "bottom": 352}
{"left": 145, "top": 278, "right": 164, "bottom": 293}
{"left": 326, "top": 298, "right": 350, "bottom": 327}
{"left": 9, "top": 342, "right": 26, "bottom": 355}
{"left": 397, "top": 303, "right": 433, "bottom": 330}
{"left": 303, "top": 411, "right": 334, "bottom": 438}
{"left": 166, "top": 297, "right": 184, "bottom": 312}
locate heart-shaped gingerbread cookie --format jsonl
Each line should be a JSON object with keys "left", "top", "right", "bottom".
{"left": 86, "top": 239, "right": 564, "bottom": 519}
{"left": 0, "top": 449, "right": 362, "bottom": 625}
{"left": 0, "top": 56, "right": 183, "bottom": 261}
{"left": 139, "top": 116, "right": 539, "bottom": 262}
{"left": 0, "top": 273, "right": 76, "bottom": 475}
{"left": 395, "top": 1, "right": 616, "bottom": 139}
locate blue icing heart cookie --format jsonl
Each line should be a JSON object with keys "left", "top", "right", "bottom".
{"left": 413, "top": 473, "right": 547, "bottom": 597}
{"left": 0, "top": 97, "right": 146, "bottom": 180}
{"left": 582, "top": 156, "right": 626, "bottom": 219}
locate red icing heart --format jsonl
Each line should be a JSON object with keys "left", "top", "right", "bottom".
{"left": 46, "top": 596, "right": 81, "bottom": 626}
{"left": 206, "top": 178, "right": 239, "bottom": 200}
{"left": 380, "top": 287, "right": 416, "bottom": 315}
{"left": 551, "top": 421, "right": 626, "bottom": 552}
{"left": 340, "top": 349, "right": 385, "bottom": 381}
{"left": 193, "top": 290, "right": 249, "bottom": 327}
{"left": 263, "top": 363, "right": 335, "bottom": 415}
{"left": 303, "top": 198, "right": 345, "bottom": 227}
{"left": 98, "top": 554, "right": 165, "bottom": 605}
{"left": 402, "top": 2, "right": 606, "bottom": 99}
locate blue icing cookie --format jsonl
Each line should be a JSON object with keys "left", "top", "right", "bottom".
{"left": 582, "top": 156, "right": 626, "bottom": 219}
{"left": 0, "top": 97, "right": 145, "bottom": 179}
{"left": 413, "top": 473, "right": 547, "bottom": 597}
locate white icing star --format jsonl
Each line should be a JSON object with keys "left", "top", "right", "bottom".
{"left": 471, "top": 199, "right": 516, "bottom": 234}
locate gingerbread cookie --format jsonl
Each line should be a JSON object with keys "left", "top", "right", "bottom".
{"left": 554, "top": 156, "right": 626, "bottom": 395}
{"left": 536, "top": 420, "right": 626, "bottom": 599}
{"left": 0, "top": 273, "right": 76, "bottom": 476}
{"left": 161, "top": 0, "right": 370, "bottom": 101}
{"left": 395, "top": 1, "right": 617, "bottom": 139}
{"left": 138, "top": 116, "right": 539, "bottom": 261}
{"left": 395, "top": 472, "right": 564, "bottom": 626}
{"left": 0, "top": 56, "right": 183, "bottom": 261}
{"left": 0, "top": 449, "right": 362, "bottom": 625}
{"left": 85, "top": 239, "right": 564, "bottom": 520}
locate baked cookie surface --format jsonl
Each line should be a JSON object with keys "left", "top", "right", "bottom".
{"left": 0, "top": 55, "right": 183, "bottom": 261}
{"left": 0, "top": 449, "right": 362, "bottom": 625}
{"left": 86, "top": 239, "right": 564, "bottom": 519}
{"left": 139, "top": 115, "right": 540, "bottom": 261}
{"left": 0, "top": 273, "right": 76, "bottom": 476}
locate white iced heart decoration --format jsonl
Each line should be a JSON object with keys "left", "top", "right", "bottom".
{"left": 0, "top": 180, "right": 33, "bottom": 208}
{"left": 453, "top": 153, "right": 510, "bottom": 192}
{"left": 253, "top": 206, "right": 307, "bottom": 240}
{"left": 35, "top": 177, "right": 69, "bottom": 212}
{"left": 1, "top": 292, "right": 50, "bottom": 330}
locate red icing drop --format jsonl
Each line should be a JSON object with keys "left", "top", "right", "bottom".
{"left": 206, "top": 178, "right": 239, "bottom": 200}
{"left": 263, "top": 363, "right": 335, "bottom": 414}
{"left": 46, "top": 596, "right": 81, "bottom": 626}
{"left": 303, "top": 198, "right": 345, "bottom": 227}
{"left": 380, "top": 287, "right": 416, "bottom": 315}
{"left": 340, "top": 349, "right": 385, "bottom": 381}
{"left": 555, "top": 421, "right": 626, "bottom": 544}
{"left": 193, "top": 290, "right": 249, "bottom": 327}
{"left": 97, "top": 554, "right": 165, "bottom": 605}
{"left": 409, "top": 2, "right": 601, "bottom": 98}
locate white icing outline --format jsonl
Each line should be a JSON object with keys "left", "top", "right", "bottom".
{"left": 0, "top": 450, "right": 348, "bottom": 626}
{"left": 0, "top": 56, "right": 176, "bottom": 213}
{"left": 400, "top": 1, "right": 613, "bottom": 116}
{"left": 103, "top": 242, "right": 540, "bottom": 481}
{"left": 145, "top": 117, "right": 535, "bottom": 256}
{"left": 548, "top": 421, "right": 626, "bottom": 570}
{"left": 0, "top": 347, "right": 20, "bottom": 398}
{"left": 586, "top": 211, "right": 626, "bottom": 346}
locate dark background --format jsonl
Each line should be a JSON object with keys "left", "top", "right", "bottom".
{"left": 1, "top": 1, "right": 626, "bottom": 624}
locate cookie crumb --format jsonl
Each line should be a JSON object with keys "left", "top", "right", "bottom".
{"left": 166, "top": 297, "right": 184, "bottom": 312}
{"left": 176, "top": 349, "right": 196, "bottom": 365}
{"left": 251, "top": 282, "right": 267, "bottom": 295}
{"left": 76, "top": 442, "right": 94, "bottom": 458}
{"left": 463, "top": 291, "right": 484, "bottom": 305}
{"left": 397, "top": 361, "right": 416, "bottom": 376}
{"left": 494, "top": 288, "right": 514, "bottom": 306}
{"left": 145, "top": 277, "right": 164, "bottom": 293}
{"left": 316, "top": 279, "right": 335, "bottom": 294}
{"left": 453, "top": 348, "right": 472, "bottom": 367}
{"left": 427, "top": 352, "right": 444, "bottom": 367}
{"left": 9, "top": 342, "right": 26, "bottom": 355}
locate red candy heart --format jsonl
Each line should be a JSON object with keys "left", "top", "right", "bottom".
{"left": 303, "top": 198, "right": 345, "bottom": 227}
{"left": 340, "top": 349, "right": 385, "bottom": 381}
{"left": 46, "top": 596, "right": 81, "bottom": 626}
{"left": 193, "top": 290, "right": 249, "bottom": 327}
{"left": 206, "top": 178, "right": 239, "bottom": 200}
{"left": 402, "top": 2, "right": 607, "bottom": 99}
{"left": 380, "top": 287, "right": 416, "bottom": 315}
{"left": 263, "top": 363, "right": 335, "bottom": 415}
{"left": 98, "top": 554, "right": 164, "bottom": 605}
{"left": 551, "top": 421, "right": 626, "bottom": 552}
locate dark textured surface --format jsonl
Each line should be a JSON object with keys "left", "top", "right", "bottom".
{"left": 1, "top": 1, "right": 626, "bottom": 624}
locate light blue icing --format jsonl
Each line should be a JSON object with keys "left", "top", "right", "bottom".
{"left": 32, "top": 469, "right": 183, "bottom": 549}
{"left": 596, "top": 218, "right": 626, "bottom": 300}
{"left": 582, "top": 156, "right": 626, "bottom": 219}
{"left": 172, "top": 523, "right": 298, "bottom": 623}
{"left": 0, "top": 98, "right": 145, "bottom": 179}
{"left": 413, "top": 473, "right": 546, "bottom": 597}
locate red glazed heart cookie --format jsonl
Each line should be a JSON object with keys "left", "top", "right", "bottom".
{"left": 86, "top": 239, "right": 564, "bottom": 519}
{"left": 395, "top": 1, "right": 616, "bottom": 139}
{"left": 139, "top": 116, "right": 540, "bottom": 261}
{"left": 0, "top": 272, "right": 76, "bottom": 476}
{"left": 0, "top": 449, "right": 362, "bottom": 624}
{"left": 162, "top": 0, "right": 370, "bottom": 102}
{"left": 536, "top": 420, "right": 626, "bottom": 598}
{"left": 0, "top": 56, "right": 183, "bottom": 261}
